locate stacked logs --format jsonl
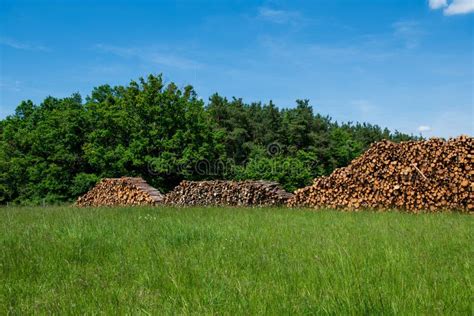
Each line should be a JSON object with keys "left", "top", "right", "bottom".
{"left": 288, "top": 136, "right": 473, "bottom": 212}
{"left": 76, "top": 177, "right": 164, "bottom": 207}
{"left": 164, "top": 180, "right": 294, "bottom": 206}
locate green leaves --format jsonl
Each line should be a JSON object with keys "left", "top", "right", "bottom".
{"left": 0, "top": 74, "right": 416, "bottom": 204}
{"left": 70, "top": 173, "right": 99, "bottom": 197}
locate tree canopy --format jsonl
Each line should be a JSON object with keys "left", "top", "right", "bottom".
{"left": 0, "top": 74, "right": 416, "bottom": 204}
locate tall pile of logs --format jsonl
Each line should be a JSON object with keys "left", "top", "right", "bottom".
{"left": 164, "top": 180, "right": 294, "bottom": 206}
{"left": 76, "top": 177, "right": 164, "bottom": 207}
{"left": 288, "top": 136, "right": 473, "bottom": 212}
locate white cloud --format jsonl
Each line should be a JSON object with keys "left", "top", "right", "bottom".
{"left": 444, "top": 0, "right": 474, "bottom": 15}
{"left": 257, "top": 7, "right": 302, "bottom": 24}
{"left": 0, "top": 37, "right": 50, "bottom": 52}
{"left": 418, "top": 125, "right": 432, "bottom": 132}
{"left": 429, "top": 0, "right": 474, "bottom": 15}
{"left": 94, "top": 44, "right": 202, "bottom": 70}
{"left": 429, "top": 0, "right": 448, "bottom": 9}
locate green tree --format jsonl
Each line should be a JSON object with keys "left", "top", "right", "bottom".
{"left": 0, "top": 74, "right": 417, "bottom": 204}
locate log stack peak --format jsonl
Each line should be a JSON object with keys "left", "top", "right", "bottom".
{"left": 76, "top": 177, "right": 164, "bottom": 207}
{"left": 289, "top": 136, "right": 473, "bottom": 212}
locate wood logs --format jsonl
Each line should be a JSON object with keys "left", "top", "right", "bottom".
{"left": 288, "top": 136, "right": 474, "bottom": 213}
{"left": 164, "top": 180, "right": 294, "bottom": 206}
{"left": 76, "top": 177, "right": 164, "bottom": 207}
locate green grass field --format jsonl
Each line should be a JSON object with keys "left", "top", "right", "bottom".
{"left": 0, "top": 206, "right": 472, "bottom": 314}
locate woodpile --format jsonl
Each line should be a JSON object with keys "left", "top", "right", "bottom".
{"left": 288, "top": 136, "right": 473, "bottom": 212}
{"left": 76, "top": 177, "right": 164, "bottom": 207}
{"left": 164, "top": 180, "right": 294, "bottom": 206}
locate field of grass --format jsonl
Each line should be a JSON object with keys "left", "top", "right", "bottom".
{"left": 0, "top": 206, "right": 472, "bottom": 314}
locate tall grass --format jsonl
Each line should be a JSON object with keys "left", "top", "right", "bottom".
{"left": 0, "top": 206, "right": 472, "bottom": 314}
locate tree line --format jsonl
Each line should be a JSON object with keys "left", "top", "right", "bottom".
{"left": 0, "top": 74, "right": 416, "bottom": 204}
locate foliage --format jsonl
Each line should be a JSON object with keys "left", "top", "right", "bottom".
{"left": 0, "top": 74, "right": 417, "bottom": 204}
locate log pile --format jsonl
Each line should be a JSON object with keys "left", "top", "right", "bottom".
{"left": 164, "top": 180, "right": 294, "bottom": 206}
{"left": 76, "top": 177, "right": 164, "bottom": 207}
{"left": 288, "top": 136, "right": 473, "bottom": 212}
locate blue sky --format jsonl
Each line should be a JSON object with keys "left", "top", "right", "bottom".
{"left": 1, "top": 0, "right": 473, "bottom": 137}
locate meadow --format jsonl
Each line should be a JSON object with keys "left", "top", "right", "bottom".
{"left": 0, "top": 206, "right": 472, "bottom": 314}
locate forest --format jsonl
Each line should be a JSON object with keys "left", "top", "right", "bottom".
{"left": 0, "top": 74, "right": 416, "bottom": 204}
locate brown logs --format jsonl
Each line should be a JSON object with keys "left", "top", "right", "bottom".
{"left": 76, "top": 177, "right": 164, "bottom": 207}
{"left": 164, "top": 180, "right": 294, "bottom": 206}
{"left": 288, "top": 136, "right": 473, "bottom": 213}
